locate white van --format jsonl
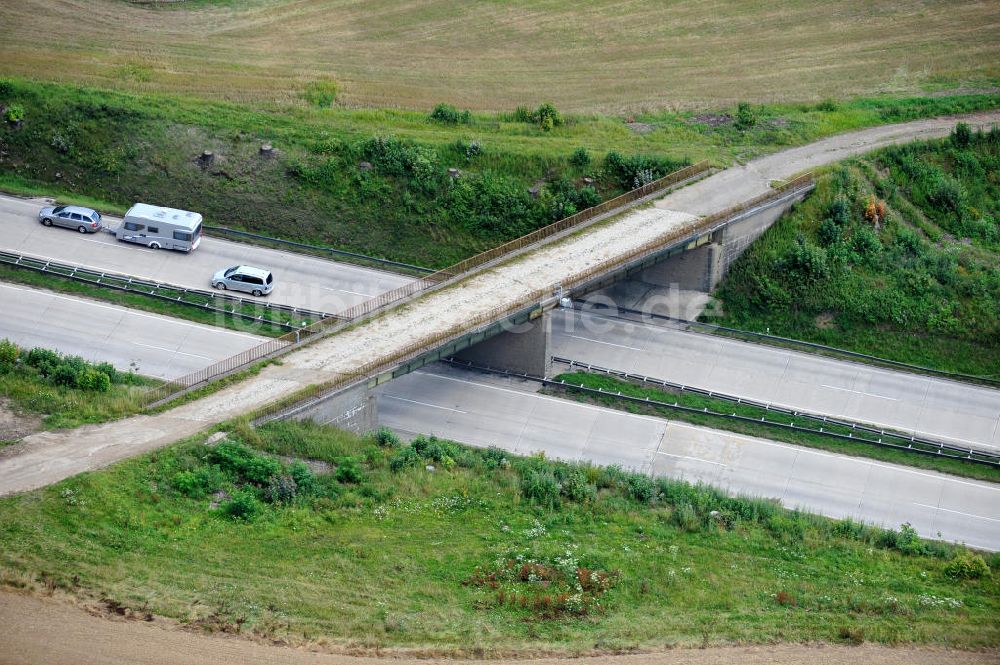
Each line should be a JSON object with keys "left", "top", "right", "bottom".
{"left": 116, "top": 203, "right": 203, "bottom": 252}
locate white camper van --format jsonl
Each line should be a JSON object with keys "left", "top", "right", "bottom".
{"left": 116, "top": 203, "right": 203, "bottom": 252}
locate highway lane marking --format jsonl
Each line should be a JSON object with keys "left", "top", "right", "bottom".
{"left": 565, "top": 334, "right": 643, "bottom": 351}
{"left": 75, "top": 236, "right": 155, "bottom": 253}
{"left": 667, "top": 420, "right": 1000, "bottom": 491}
{"left": 655, "top": 451, "right": 728, "bottom": 468}
{"left": 0, "top": 283, "right": 264, "bottom": 341}
{"left": 320, "top": 285, "right": 377, "bottom": 297}
{"left": 912, "top": 503, "right": 1000, "bottom": 523}
{"left": 408, "top": 370, "right": 666, "bottom": 422}
{"left": 410, "top": 370, "right": 1000, "bottom": 493}
{"left": 383, "top": 394, "right": 467, "bottom": 413}
{"left": 820, "top": 384, "right": 898, "bottom": 401}
{"left": 131, "top": 342, "right": 213, "bottom": 361}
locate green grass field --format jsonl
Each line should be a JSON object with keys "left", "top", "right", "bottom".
{"left": 1, "top": 0, "right": 997, "bottom": 111}
{"left": 0, "top": 420, "right": 996, "bottom": 653}
{"left": 710, "top": 128, "right": 1000, "bottom": 376}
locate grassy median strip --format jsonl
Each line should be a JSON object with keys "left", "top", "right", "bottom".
{"left": 0, "top": 419, "right": 996, "bottom": 653}
{"left": 547, "top": 372, "right": 1000, "bottom": 483}
{"left": 0, "top": 262, "right": 295, "bottom": 338}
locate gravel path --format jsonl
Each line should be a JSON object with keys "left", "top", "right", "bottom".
{"left": 1, "top": 111, "right": 998, "bottom": 497}
{"left": 1, "top": 591, "right": 996, "bottom": 665}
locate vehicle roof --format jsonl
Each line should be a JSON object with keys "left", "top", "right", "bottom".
{"left": 125, "top": 203, "right": 202, "bottom": 230}
{"left": 55, "top": 205, "right": 98, "bottom": 216}
{"left": 232, "top": 265, "right": 272, "bottom": 278}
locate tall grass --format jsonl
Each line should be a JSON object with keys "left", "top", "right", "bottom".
{"left": 0, "top": 419, "right": 996, "bottom": 652}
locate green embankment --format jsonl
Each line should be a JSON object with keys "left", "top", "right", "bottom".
{"left": 1, "top": 77, "right": 998, "bottom": 268}
{"left": 710, "top": 128, "right": 1000, "bottom": 376}
{"left": 0, "top": 420, "right": 996, "bottom": 653}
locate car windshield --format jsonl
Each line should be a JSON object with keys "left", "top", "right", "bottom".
{"left": 52, "top": 206, "right": 66, "bottom": 214}
{"left": 224, "top": 266, "right": 239, "bottom": 277}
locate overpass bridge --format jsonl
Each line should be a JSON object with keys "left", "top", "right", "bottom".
{"left": 3, "top": 112, "right": 998, "bottom": 499}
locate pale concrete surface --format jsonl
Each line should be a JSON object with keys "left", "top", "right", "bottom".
{"left": 1, "top": 115, "right": 993, "bottom": 497}
{"left": 377, "top": 365, "right": 1000, "bottom": 551}
{"left": 0, "top": 194, "right": 414, "bottom": 314}
{"left": 3, "top": 592, "right": 995, "bottom": 665}
{"left": 0, "top": 283, "right": 264, "bottom": 379}
{"left": 551, "top": 308, "right": 1000, "bottom": 451}
{"left": 656, "top": 112, "right": 1000, "bottom": 216}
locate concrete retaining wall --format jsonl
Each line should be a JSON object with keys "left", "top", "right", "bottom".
{"left": 286, "top": 380, "right": 378, "bottom": 434}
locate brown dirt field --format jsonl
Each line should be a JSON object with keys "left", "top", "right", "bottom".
{"left": 0, "top": 0, "right": 998, "bottom": 111}
{"left": 2, "top": 590, "right": 998, "bottom": 665}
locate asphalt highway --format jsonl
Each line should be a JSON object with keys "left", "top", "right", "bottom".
{"left": 0, "top": 194, "right": 414, "bottom": 315}
{"left": 0, "top": 283, "right": 264, "bottom": 379}
{"left": 377, "top": 364, "right": 1000, "bottom": 551}
{"left": 549, "top": 308, "right": 1000, "bottom": 451}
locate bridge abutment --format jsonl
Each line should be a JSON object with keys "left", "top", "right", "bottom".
{"left": 454, "top": 310, "right": 552, "bottom": 377}
{"left": 286, "top": 380, "right": 378, "bottom": 434}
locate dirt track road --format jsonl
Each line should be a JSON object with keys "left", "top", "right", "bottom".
{"left": 1, "top": 591, "right": 996, "bottom": 665}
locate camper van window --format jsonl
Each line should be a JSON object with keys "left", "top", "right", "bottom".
{"left": 173, "top": 231, "right": 192, "bottom": 242}
{"left": 148, "top": 227, "right": 159, "bottom": 234}
{"left": 124, "top": 222, "right": 144, "bottom": 231}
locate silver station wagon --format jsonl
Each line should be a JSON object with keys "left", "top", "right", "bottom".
{"left": 38, "top": 205, "right": 103, "bottom": 233}
{"left": 211, "top": 265, "right": 274, "bottom": 297}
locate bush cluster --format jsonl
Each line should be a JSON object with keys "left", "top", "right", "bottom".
{"left": 303, "top": 80, "right": 338, "bottom": 108}
{"left": 0, "top": 340, "right": 128, "bottom": 392}
{"left": 505, "top": 103, "right": 563, "bottom": 130}
{"left": 604, "top": 151, "right": 688, "bottom": 189}
{"left": 429, "top": 103, "right": 471, "bottom": 125}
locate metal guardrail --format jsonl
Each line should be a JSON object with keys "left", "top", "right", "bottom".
{"left": 444, "top": 357, "right": 1000, "bottom": 468}
{"left": 0, "top": 250, "right": 332, "bottom": 331}
{"left": 202, "top": 226, "right": 435, "bottom": 276}
{"left": 144, "top": 165, "right": 796, "bottom": 410}
{"left": 580, "top": 302, "right": 1000, "bottom": 389}
{"left": 549, "top": 357, "right": 1000, "bottom": 465}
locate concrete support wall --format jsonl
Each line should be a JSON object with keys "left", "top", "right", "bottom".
{"left": 454, "top": 310, "right": 552, "bottom": 377}
{"left": 638, "top": 241, "right": 723, "bottom": 291}
{"left": 287, "top": 380, "right": 378, "bottom": 434}
{"left": 631, "top": 190, "right": 809, "bottom": 294}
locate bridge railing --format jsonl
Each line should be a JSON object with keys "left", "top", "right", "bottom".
{"left": 142, "top": 163, "right": 796, "bottom": 410}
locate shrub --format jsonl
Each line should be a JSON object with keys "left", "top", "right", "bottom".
{"left": 626, "top": 474, "right": 656, "bottom": 503}
{"left": 220, "top": 489, "right": 260, "bottom": 521}
{"left": 735, "top": 101, "right": 757, "bottom": 130}
{"left": 944, "top": 551, "right": 990, "bottom": 580}
{"left": 597, "top": 464, "right": 629, "bottom": 490}
{"left": 827, "top": 197, "right": 850, "bottom": 225}
{"left": 172, "top": 465, "right": 225, "bottom": 499}
{"left": 429, "top": 103, "right": 471, "bottom": 125}
{"left": 817, "top": 218, "right": 842, "bottom": 246}
{"left": 0, "top": 79, "right": 13, "bottom": 97}
{"left": 288, "top": 461, "right": 315, "bottom": 494}
{"left": 303, "top": 80, "right": 338, "bottom": 107}
{"left": 335, "top": 457, "right": 364, "bottom": 484}
{"left": 569, "top": 147, "right": 591, "bottom": 167}
{"left": 671, "top": 503, "right": 701, "bottom": 532}
{"left": 4, "top": 104, "right": 25, "bottom": 123}
{"left": 389, "top": 445, "right": 421, "bottom": 472}
{"left": 373, "top": 426, "right": 401, "bottom": 448}
{"left": 837, "top": 626, "right": 865, "bottom": 644}
{"left": 94, "top": 362, "right": 118, "bottom": 384}
{"left": 520, "top": 469, "right": 560, "bottom": 508}
{"left": 815, "top": 99, "right": 838, "bottom": 112}
{"left": 927, "top": 176, "right": 964, "bottom": 216}
{"left": 0, "top": 338, "right": 19, "bottom": 367}
{"left": 51, "top": 357, "right": 86, "bottom": 387}
{"left": 76, "top": 367, "right": 111, "bottom": 392}
{"left": 264, "top": 474, "right": 298, "bottom": 504}
{"left": 208, "top": 441, "right": 281, "bottom": 485}
{"left": 951, "top": 122, "right": 972, "bottom": 148}
{"left": 464, "top": 140, "right": 482, "bottom": 158}
{"left": 482, "top": 446, "right": 510, "bottom": 470}
{"left": 778, "top": 237, "right": 829, "bottom": 283}
{"left": 852, "top": 227, "right": 882, "bottom": 259}
{"left": 25, "top": 347, "right": 60, "bottom": 376}
{"left": 560, "top": 470, "right": 596, "bottom": 503}
{"left": 532, "top": 103, "right": 563, "bottom": 130}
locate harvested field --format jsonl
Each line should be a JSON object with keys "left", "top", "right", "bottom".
{"left": 0, "top": 0, "right": 998, "bottom": 110}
